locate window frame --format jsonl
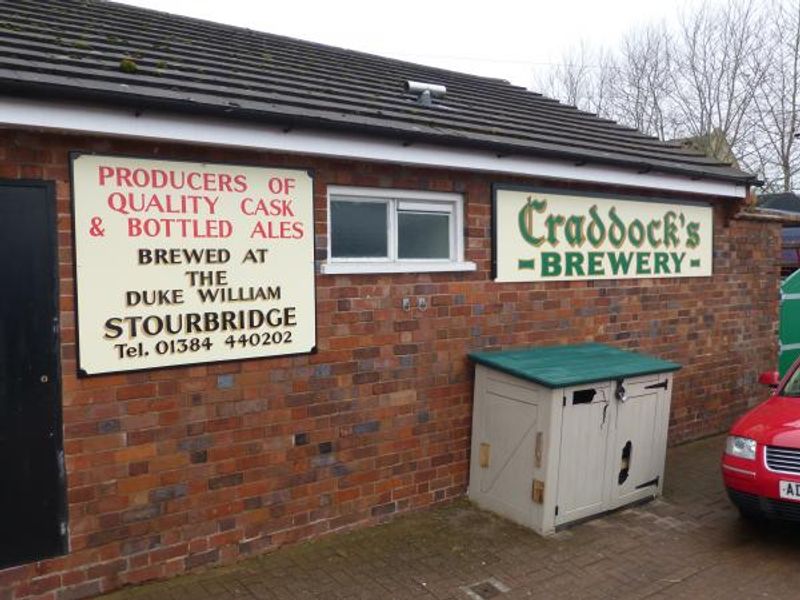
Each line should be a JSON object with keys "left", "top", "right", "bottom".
{"left": 322, "top": 186, "right": 475, "bottom": 274}
{"left": 328, "top": 194, "right": 392, "bottom": 262}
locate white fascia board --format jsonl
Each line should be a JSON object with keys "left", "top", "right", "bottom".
{"left": 0, "top": 96, "right": 746, "bottom": 198}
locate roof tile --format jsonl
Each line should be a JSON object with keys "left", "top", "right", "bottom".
{"left": 0, "top": 0, "right": 755, "bottom": 184}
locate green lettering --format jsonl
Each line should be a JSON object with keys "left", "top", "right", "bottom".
{"left": 635, "top": 252, "right": 651, "bottom": 274}
{"left": 564, "top": 215, "right": 586, "bottom": 247}
{"left": 541, "top": 252, "right": 562, "bottom": 276}
{"left": 608, "top": 207, "right": 626, "bottom": 247}
{"left": 646, "top": 220, "right": 662, "bottom": 248}
{"left": 545, "top": 214, "right": 565, "bottom": 246}
{"left": 518, "top": 259, "right": 535, "bottom": 270}
{"left": 587, "top": 252, "right": 604, "bottom": 275}
{"left": 686, "top": 222, "right": 700, "bottom": 248}
{"left": 629, "top": 220, "right": 645, "bottom": 247}
{"left": 664, "top": 211, "right": 680, "bottom": 247}
{"left": 670, "top": 252, "right": 685, "bottom": 273}
{"left": 654, "top": 253, "right": 669, "bottom": 274}
{"left": 517, "top": 197, "right": 547, "bottom": 247}
{"left": 565, "top": 252, "right": 585, "bottom": 276}
{"left": 587, "top": 205, "right": 606, "bottom": 247}
{"left": 607, "top": 252, "right": 634, "bottom": 275}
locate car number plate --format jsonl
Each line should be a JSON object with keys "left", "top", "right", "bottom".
{"left": 779, "top": 480, "right": 800, "bottom": 501}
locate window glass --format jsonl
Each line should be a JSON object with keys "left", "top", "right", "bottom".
{"left": 330, "top": 200, "right": 387, "bottom": 258}
{"left": 398, "top": 211, "right": 450, "bottom": 259}
{"left": 784, "top": 369, "right": 800, "bottom": 396}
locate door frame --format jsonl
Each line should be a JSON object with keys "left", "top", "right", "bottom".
{"left": 0, "top": 178, "right": 68, "bottom": 565}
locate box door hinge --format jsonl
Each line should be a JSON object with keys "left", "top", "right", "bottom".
{"left": 562, "top": 395, "right": 566, "bottom": 407}
{"left": 555, "top": 505, "right": 559, "bottom": 516}
{"left": 479, "top": 443, "right": 490, "bottom": 468}
{"left": 645, "top": 380, "right": 668, "bottom": 391}
{"left": 635, "top": 476, "right": 660, "bottom": 490}
{"left": 531, "top": 479, "right": 544, "bottom": 504}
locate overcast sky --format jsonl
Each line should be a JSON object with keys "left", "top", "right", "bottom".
{"left": 121, "top": 0, "right": 705, "bottom": 88}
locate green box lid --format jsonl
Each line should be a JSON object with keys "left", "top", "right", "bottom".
{"left": 469, "top": 343, "right": 680, "bottom": 389}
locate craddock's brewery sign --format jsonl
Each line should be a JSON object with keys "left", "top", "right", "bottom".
{"left": 494, "top": 187, "right": 713, "bottom": 283}
{"left": 71, "top": 154, "right": 315, "bottom": 375}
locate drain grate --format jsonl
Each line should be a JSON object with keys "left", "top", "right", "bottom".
{"left": 461, "top": 577, "right": 510, "bottom": 600}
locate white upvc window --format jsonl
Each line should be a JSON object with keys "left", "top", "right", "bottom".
{"left": 321, "top": 186, "right": 476, "bottom": 274}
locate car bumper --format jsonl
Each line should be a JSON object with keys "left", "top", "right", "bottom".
{"left": 723, "top": 452, "right": 800, "bottom": 520}
{"left": 726, "top": 487, "right": 800, "bottom": 521}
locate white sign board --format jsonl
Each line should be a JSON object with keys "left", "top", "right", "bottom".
{"left": 494, "top": 187, "right": 713, "bottom": 283}
{"left": 71, "top": 154, "right": 316, "bottom": 375}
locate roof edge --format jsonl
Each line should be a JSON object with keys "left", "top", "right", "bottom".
{"left": 0, "top": 90, "right": 750, "bottom": 199}
{"left": 0, "top": 80, "right": 761, "bottom": 187}
{"left": 736, "top": 207, "right": 800, "bottom": 224}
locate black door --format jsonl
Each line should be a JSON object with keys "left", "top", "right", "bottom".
{"left": 0, "top": 180, "right": 66, "bottom": 568}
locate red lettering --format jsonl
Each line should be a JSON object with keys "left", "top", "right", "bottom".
{"left": 218, "top": 174, "right": 232, "bottom": 192}
{"left": 128, "top": 217, "right": 142, "bottom": 237}
{"left": 240, "top": 198, "right": 252, "bottom": 215}
{"left": 266, "top": 177, "right": 296, "bottom": 194}
{"left": 129, "top": 217, "right": 232, "bottom": 238}
{"left": 234, "top": 174, "right": 248, "bottom": 193}
{"left": 145, "top": 219, "right": 163, "bottom": 236}
{"left": 98, "top": 166, "right": 114, "bottom": 185}
{"left": 187, "top": 172, "right": 202, "bottom": 190}
{"left": 151, "top": 169, "right": 168, "bottom": 188}
{"left": 95, "top": 167, "right": 251, "bottom": 192}
{"left": 250, "top": 221, "right": 266, "bottom": 238}
{"left": 117, "top": 167, "right": 133, "bottom": 187}
{"left": 249, "top": 220, "right": 304, "bottom": 239}
{"left": 132, "top": 168, "right": 149, "bottom": 187}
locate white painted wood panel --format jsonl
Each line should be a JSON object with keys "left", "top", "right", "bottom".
{"left": 0, "top": 97, "right": 747, "bottom": 199}
{"left": 555, "top": 384, "right": 612, "bottom": 525}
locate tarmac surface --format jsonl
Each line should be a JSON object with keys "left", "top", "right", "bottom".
{"left": 98, "top": 434, "right": 800, "bottom": 599}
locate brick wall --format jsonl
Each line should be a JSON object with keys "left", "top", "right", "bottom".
{"left": 0, "top": 129, "right": 780, "bottom": 599}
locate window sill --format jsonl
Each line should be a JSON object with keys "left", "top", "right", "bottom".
{"left": 320, "top": 261, "right": 477, "bottom": 275}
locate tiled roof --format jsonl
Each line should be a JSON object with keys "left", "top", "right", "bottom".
{"left": 759, "top": 192, "right": 800, "bottom": 213}
{"left": 0, "top": 0, "right": 756, "bottom": 184}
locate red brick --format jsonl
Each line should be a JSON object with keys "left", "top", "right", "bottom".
{"left": 0, "top": 128, "right": 780, "bottom": 600}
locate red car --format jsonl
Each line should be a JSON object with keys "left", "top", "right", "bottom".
{"left": 723, "top": 368, "right": 800, "bottom": 520}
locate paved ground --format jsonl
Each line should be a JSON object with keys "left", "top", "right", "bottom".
{"left": 99, "top": 435, "right": 800, "bottom": 600}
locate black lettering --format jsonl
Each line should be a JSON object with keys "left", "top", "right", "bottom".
{"left": 197, "top": 288, "right": 221, "bottom": 302}
{"left": 265, "top": 308, "right": 282, "bottom": 327}
{"left": 138, "top": 249, "right": 153, "bottom": 265}
{"left": 142, "top": 316, "right": 163, "bottom": 336}
{"left": 186, "top": 313, "right": 202, "bottom": 333}
{"left": 125, "top": 291, "right": 141, "bottom": 307}
{"left": 165, "top": 314, "right": 183, "bottom": 335}
{"left": 222, "top": 311, "right": 237, "bottom": 330}
{"left": 104, "top": 318, "right": 123, "bottom": 339}
{"left": 203, "top": 312, "right": 220, "bottom": 332}
{"left": 248, "top": 309, "right": 265, "bottom": 329}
